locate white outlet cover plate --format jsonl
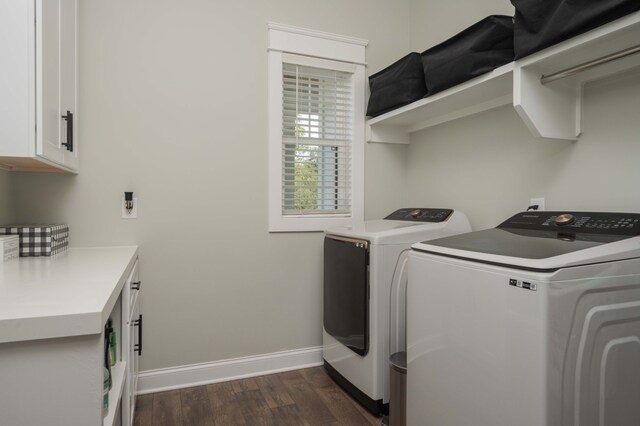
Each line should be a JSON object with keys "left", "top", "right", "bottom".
{"left": 121, "top": 197, "right": 138, "bottom": 219}
{"left": 530, "top": 197, "right": 545, "bottom": 211}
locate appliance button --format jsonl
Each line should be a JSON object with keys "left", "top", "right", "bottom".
{"left": 555, "top": 214, "right": 576, "bottom": 226}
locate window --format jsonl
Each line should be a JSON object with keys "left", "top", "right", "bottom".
{"left": 268, "top": 24, "right": 367, "bottom": 232}
{"left": 282, "top": 62, "right": 353, "bottom": 215}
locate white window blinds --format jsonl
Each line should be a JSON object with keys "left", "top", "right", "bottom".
{"left": 281, "top": 63, "right": 354, "bottom": 216}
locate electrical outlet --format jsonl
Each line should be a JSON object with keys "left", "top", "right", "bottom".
{"left": 530, "top": 197, "right": 545, "bottom": 211}
{"left": 121, "top": 197, "right": 138, "bottom": 219}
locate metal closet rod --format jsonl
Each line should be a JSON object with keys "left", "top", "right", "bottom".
{"left": 540, "top": 44, "right": 640, "bottom": 84}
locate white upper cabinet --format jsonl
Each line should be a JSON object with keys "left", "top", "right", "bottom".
{"left": 0, "top": 0, "right": 78, "bottom": 172}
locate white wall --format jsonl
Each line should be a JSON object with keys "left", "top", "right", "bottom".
{"left": 11, "top": 0, "right": 411, "bottom": 371}
{"left": 407, "top": 1, "right": 640, "bottom": 230}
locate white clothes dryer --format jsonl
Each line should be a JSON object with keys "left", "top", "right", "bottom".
{"left": 323, "top": 208, "right": 471, "bottom": 415}
{"left": 407, "top": 211, "right": 640, "bottom": 426}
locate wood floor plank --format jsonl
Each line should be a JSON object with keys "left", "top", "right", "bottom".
{"left": 132, "top": 393, "right": 154, "bottom": 426}
{"left": 255, "top": 373, "right": 295, "bottom": 408}
{"left": 207, "top": 381, "right": 247, "bottom": 426}
{"left": 270, "top": 404, "right": 311, "bottom": 426}
{"left": 212, "top": 410, "right": 247, "bottom": 426}
{"left": 231, "top": 376, "right": 260, "bottom": 393}
{"left": 298, "top": 366, "right": 335, "bottom": 389}
{"left": 315, "top": 384, "right": 380, "bottom": 426}
{"left": 136, "top": 368, "right": 383, "bottom": 426}
{"left": 280, "top": 370, "right": 337, "bottom": 425}
{"left": 351, "top": 395, "right": 382, "bottom": 425}
{"left": 242, "top": 404, "right": 278, "bottom": 426}
{"left": 180, "top": 386, "right": 214, "bottom": 426}
{"left": 236, "top": 388, "right": 270, "bottom": 414}
{"left": 152, "top": 390, "right": 184, "bottom": 426}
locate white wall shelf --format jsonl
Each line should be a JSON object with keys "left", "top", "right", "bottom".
{"left": 367, "top": 11, "right": 640, "bottom": 144}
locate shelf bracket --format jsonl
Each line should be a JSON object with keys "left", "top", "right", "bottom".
{"left": 366, "top": 124, "right": 410, "bottom": 144}
{"left": 513, "top": 65, "right": 581, "bottom": 141}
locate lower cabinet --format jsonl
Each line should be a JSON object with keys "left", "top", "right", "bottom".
{"left": 0, "top": 332, "right": 111, "bottom": 424}
{"left": 0, "top": 250, "right": 141, "bottom": 426}
{"left": 106, "top": 258, "right": 142, "bottom": 426}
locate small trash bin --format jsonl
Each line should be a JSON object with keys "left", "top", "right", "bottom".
{"left": 383, "top": 351, "right": 407, "bottom": 426}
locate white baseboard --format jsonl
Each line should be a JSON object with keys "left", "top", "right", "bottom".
{"left": 137, "top": 346, "right": 323, "bottom": 395}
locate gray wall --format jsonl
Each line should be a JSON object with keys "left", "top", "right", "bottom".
{"left": 410, "top": 0, "right": 513, "bottom": 50}
{"left": 406, "top": 0, "right": 640, "bottom": 231}
{"left": 11, "top": 0, "right": 410, "bottom": 370}
{"left": 0, "top": 170, "right": 13, "bottom": 223}
{"left": 11, "top": 0, "right": 638, "bottom": 374}
{"left": 407, "top": 74, "right": 640, "bottom": 231}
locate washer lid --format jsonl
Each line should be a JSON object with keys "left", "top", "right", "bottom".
{"left": 412, "top": 211, "right": 640, "bottom": 271}
{"left": 326, "top": 209, "right": 471, "bottom": 245}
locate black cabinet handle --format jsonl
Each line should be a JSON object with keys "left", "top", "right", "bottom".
{"left": 134, "top": 314, "right": 143, "bottom": 356}
{"left": 131, "top": 281, "right": 142, "bottom": 291}
{"left": 61, "top": 110, "right": 73, "bottom": 152}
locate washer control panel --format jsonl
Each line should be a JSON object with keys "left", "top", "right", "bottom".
{"left": 384, "top": 208, "right": 453, "bottom": 222}
{"left": 499, "top": 211, "right": 640, "bottom": 235}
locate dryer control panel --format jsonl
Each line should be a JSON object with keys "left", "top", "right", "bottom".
{"left": 499, "top": 211, "right": 640, "bottom": 236}
{"left": 384, "top": 208, "right": 453, "bottom": 222}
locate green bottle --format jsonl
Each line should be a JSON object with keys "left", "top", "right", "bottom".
{"left": 109, "top": 331, "right": 117, "bottom": 366}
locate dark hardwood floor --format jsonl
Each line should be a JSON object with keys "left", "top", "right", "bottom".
{"left": 133, "top": 367, "right": 382, "bottom": 425}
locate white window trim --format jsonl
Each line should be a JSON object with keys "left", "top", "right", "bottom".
{"left": 267, "top": 23, "right": 368, "bottom": 232}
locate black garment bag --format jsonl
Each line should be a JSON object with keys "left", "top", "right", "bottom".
{"left": 421, "top": 15, "right": 515, "bottom": 96}
{"left": 366, "top": 52, "right": 428, "bottom": 118}
{"left": 512, "top": 0, "right": 640, "bottom": 59}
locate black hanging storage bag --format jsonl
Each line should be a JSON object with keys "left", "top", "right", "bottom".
{"left": 512, "top": 0, "right": 640, "bottom": 59}
{"left": 366, "top": 52, "right": 428, "bottom": 118}
{"left": 421, "top": 15, "right": 515, "bottom": 96}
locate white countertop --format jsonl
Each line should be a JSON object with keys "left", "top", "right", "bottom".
{"left": 0, "top": 246, "right": 138, "bottom": 344}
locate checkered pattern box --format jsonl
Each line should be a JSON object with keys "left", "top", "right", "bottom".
{"left": 0, "top": 225, "right": 69, "bottom": 257}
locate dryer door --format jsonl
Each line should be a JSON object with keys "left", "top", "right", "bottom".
{"left": 324, "top": 235, "right": 369, "bottom": 356}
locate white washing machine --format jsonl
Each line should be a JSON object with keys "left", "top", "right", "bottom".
{"left": 323, "top": 208, "right": 471, "bottom": 415}
{"left": 407, "top": 211, "right": 640, "bottom": 426}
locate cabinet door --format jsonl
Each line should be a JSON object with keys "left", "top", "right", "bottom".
{"left": 37, "top": 0, "right": 64, "bottom": 164}
{"left": 0, "top": 0, "right": 34, "bottom": 157}
{"left": 128, "top": 300, "right": 141, "bottom": 426}
{"left": 122, "top": 260, "right": 140, "bottom": 426}
{"left": 60, "top": 0, "right": 78, "bottom": 170}
{"left": 36, "top": 0, "right": 78, "bottom": 170}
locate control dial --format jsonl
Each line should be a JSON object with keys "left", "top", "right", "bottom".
{"left": 555, "top": 213, "right": 576, "bottom": 226}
